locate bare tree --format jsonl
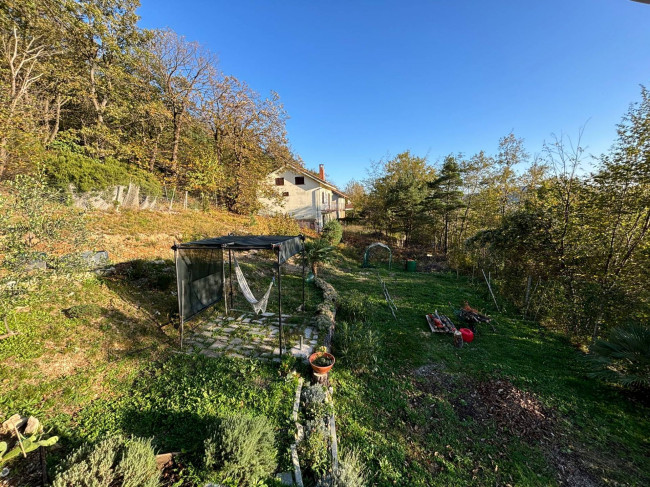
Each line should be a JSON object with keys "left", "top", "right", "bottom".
{"left": 543, "top": 128, "right": 586, "bottom": 335}
{"left": 198, "top": 71, "right": 288, "bottom": 211}
{"left": 148, "top": 29, "right": 215, "bottom": 177}
{"left": 496, "top": 132, "right": 528, "bottom": 218}
{"left": 0, "top": 26, "right": 46, "bottom": 177}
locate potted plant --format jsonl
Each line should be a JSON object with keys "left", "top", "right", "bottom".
{"left": 309, "top": 346, "right": 335, "bottom": 374}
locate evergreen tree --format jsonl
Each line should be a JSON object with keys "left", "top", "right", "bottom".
{"left": 427, "top": 154, "right": 464, "bottom": 254}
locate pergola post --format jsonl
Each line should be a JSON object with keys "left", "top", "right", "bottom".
{"left": 301, "top": 235, "right": 306, "bottom": 309}
{"left": 174, "top": 246, "right": 184, "bottom": 350}
{"left": 228, "top": 248, "right": 234, "bottom": 309}
{"left": 180, "top": 284, "right": 184, "bottom": 349}
{"left": 222, "top": 246, "right": 228, "bottom": 314}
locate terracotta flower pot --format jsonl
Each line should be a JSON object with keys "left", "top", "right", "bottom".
{"left": 309, "top": 351, "right": 335, "bottom": 374}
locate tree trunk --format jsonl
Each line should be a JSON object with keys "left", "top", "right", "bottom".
{"left": 46, "top": 93, "right": 63, "bottom": 145}
{"left": 89, "top": 63, "right": 106, "bottom": 126}
{"left": 171, "top": 108, "right": 183, "bottom": 173}
{"left": 443, "top": 213, "right": 449, "bottom": 254}
{"left": 149, "top": 127, "right": 162, "bottom": 172}
{"left": 0, "top": 136, "right": 8, "bottom": 179}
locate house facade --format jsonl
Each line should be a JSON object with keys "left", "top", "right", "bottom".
{"left": 260, "top": 164, "right": 347, "bottom": 231}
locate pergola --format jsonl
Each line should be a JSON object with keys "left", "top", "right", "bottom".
{"left": 172, "top": 235, "right": 306, "bottom": 356}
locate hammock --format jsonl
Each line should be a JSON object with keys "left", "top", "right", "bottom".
{"left": 233, "top": 255, "right": 275, "bottom": 314}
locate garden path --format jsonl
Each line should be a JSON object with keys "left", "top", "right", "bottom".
{"left": 184, "top": 312, "right": 318, "bottom": 361}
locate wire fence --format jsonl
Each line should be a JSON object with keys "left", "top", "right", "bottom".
{"left": 71, "top": 183, "right": 212, "bottom": 212}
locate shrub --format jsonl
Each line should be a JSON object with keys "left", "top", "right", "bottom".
{"left": 262, "top": 213, "right": 301, "bottom": 235}
{"left": 337, "top": 290, "right": 368, "bottom": 322}
{"left": 52, "top": 435, "right": 159, "bottom": 487}
{"left": 203, "top": 414, "right": 276, "bottom": 486}
{"left": 333, "top": 321, "right": 380, "bottom": 373}
{"left": 279, "top": 353, "right": 297, "bottom": 376}
{"left": 298, "top": 424, "right": 329, "bottom": 479}
{"left": 304, "top": 239, "right": 335, "bottom": 277}
{"left": 335, "top": 448, "right": 367, "bottom": 487}
{"left": 0, "top": 174, "right": 88, "bottom": 269}
{"left": 301, "top": 384, "right": 329, "bottom": 420}
{"left": 0, "top": 174, "right": 90, "bottom": 316}
{"left": 44, "top": 150, "right": 161, "bottom": 196}
{"left": 321, "top": 220, "right": 343, "bottom": 245}
{"left": 587, "top": 323, "right": 650, "bottom": 389}
{"left": 316, "top": 448, "right": 367, "bottom": 487}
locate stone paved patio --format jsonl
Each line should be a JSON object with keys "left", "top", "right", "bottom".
{"left": 184, "top": 311, "right": 319, "bottom": 361}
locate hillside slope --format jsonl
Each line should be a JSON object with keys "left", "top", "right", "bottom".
{"left": 90, "top": 209, "right": 310, "bottom": 262}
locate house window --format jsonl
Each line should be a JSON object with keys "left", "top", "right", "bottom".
{"left": 275, "top": 177, "right": 284, "bottom": 186}
{"left": 295, "top": 176, "right": 305, "bottom": 185}
{"left": 282, "top": 191, "right": 289, "bottom": 197}
{"left": 322, "top": 192, "right": 325, "bottom": 204}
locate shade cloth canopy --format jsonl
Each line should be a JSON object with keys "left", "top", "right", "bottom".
{"left": 173, "top": 235, "right": 303, "bottom": 265}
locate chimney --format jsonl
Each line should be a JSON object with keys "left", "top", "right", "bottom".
{"left": 319, "top": 164, "right": 325, "bottom": 180}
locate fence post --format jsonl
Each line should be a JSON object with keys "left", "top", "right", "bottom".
{"left": 168, "top": 188, "right": 175, "bottom": 211}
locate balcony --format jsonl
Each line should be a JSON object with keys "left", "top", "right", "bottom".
{"left": 320, "top": 203, "right": 346, "bottom": 218}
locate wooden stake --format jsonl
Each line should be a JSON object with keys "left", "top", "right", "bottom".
{"left": 482, "top": 269, "right": 500, "bottom": 312}
{"left": 14, "top": 425, "right": 27, "bottom": 458}
{"left": 40, "top": 445, "right": 49, "bottom": 486}
{"left": 0, "top": 315, "right": 19, "bottom": 341}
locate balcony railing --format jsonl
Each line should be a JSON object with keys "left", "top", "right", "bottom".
{"left": 320, "top": 203, "right": 345, "bottom": 213}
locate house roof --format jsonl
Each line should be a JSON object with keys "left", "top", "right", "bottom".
{"left": 280, "top": 163, "right": 348, "bottom": 198}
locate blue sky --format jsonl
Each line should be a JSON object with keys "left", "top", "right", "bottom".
{"left": 138, "top": 0, "right": 650, "bottom": 189}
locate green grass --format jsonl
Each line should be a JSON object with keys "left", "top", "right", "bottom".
{"left": 73, "top": 354, "right": 298, "bottom": 473}
{"left": 322, "top": 252, "right": 650, "bottom": 486}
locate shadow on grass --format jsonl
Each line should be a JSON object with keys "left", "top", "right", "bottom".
{"left": 69, "top": 354, "right": 296, "bottom": 467}
{"left": 96, "top": 259, "right": 180, "bottom": 352}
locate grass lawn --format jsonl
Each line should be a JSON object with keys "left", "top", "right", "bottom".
{"left": 322, "top": 249, "right": 650, "bottom": 486}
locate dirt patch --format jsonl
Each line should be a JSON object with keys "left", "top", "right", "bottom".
{"left": 413, "top": 366, "right": 605, "bottom": 485}
{"left": 413, "top": 363, "right": 459, "bottom": 396}
{"left": 549, "top": 445, "right": 600, "bottom": 487}
{"left": 0, "top": 435, "right": 48, "bottom": 487}
{"left": 99, "top": 233, "right": 177, "bottom": 263}
{"left": 471, "top": 379, "right": 555, "bottom": 442}
{"left": 417, "top": 260, "right": 450, "bottom": 273}
{"left": 415, "top": 367, "right": 555, "bottom": 443}
{"left": 34, "top": 350, "right": 92, "bottom": 381}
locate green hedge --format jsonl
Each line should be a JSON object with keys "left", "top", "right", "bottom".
{"left": 45, "top": 151, "right": 162, "bottom": 196}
